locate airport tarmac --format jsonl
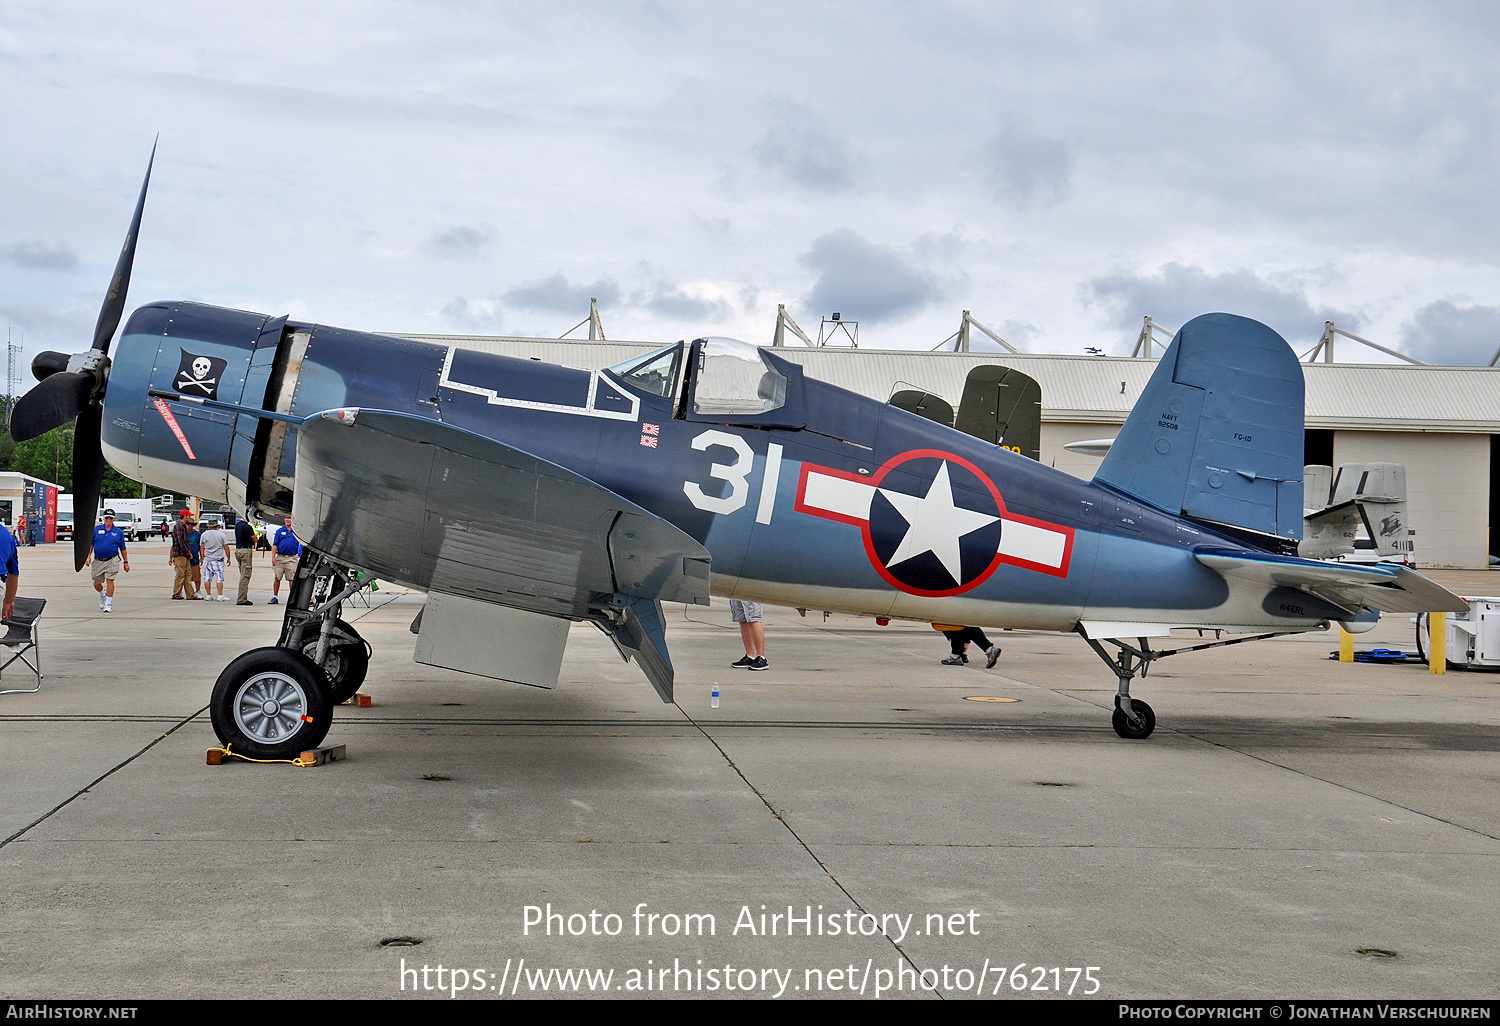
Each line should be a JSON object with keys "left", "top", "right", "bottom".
{"left": 1, "top": 540, "right": 1497, "bottom": 1000}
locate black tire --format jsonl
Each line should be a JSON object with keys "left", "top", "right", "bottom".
{"left": 210, "top": 647, "right": 332, "bottom": 759}
{"left": 1111, "top": 696, "right": 1156, "bottom": 739}
{"left": 1415, "top": 613, "right": 1428, "bottom": 664}
{"left": 301, "top": 619, "right": 369, "bottom": 704}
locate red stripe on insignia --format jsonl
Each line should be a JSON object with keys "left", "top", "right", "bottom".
{"left": 794, "top": 463, "right": 876, "bottom": 527}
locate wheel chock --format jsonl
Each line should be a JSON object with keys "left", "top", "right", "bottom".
{"left": 206, "top": 743, "right": 347, "bottom": 767}
{"left": 350, "top": 693, "right": 372, "bottom": 708}
{"left": 298, "top": 744, "right": 347, "bottom": 767}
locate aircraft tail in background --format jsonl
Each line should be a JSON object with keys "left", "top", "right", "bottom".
{"left": 1299, "top": 462, "right": 1411, "bottom": 559}
{"left": 1094, "top": 313, "right": 1305, "bottom": 545}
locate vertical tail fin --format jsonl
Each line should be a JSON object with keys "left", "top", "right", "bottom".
{"left": 1095, "top": 313, "right": 1305, "bottom": 542}
{"left": 1342, "top": 462, "right": 1411, "bottom": 556}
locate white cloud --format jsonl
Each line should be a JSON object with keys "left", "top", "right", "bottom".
{"left": 1400, "top": 300, "right": 1500, "bottom": 365}
{"left": 982, "top": 122, "right": 1071, "bottom": 208}
{"left": 753, "top": 102, "right": 858, "bottom": 192}
{"left": 633, "top": 280, "right": 733, "bottom": 323}
{"left": 504, "top": 273, "right": 621, "bottom": 313}
{"left": 2, "top": 240, "right": 79, "bottom": 271}
{"left": 1084, "top": 263, "right": 1356, "bottom": 347}
{"left": 423, "top": 224, "right": 497, "bottom": 261}
{"left": 801, "top": 229, "right": 943, "bottom": 324}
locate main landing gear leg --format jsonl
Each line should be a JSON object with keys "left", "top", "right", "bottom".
{"left": 208, "top": 550, "right": 376, "bottom": 759}
{"left": 1080, "top": 635, "right": 1157, "bottom": 739}
{"left": 1075, "top": 625, "right": 1326, "bottom": 739}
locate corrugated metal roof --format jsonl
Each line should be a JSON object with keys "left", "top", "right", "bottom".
{"left": 392, "top": 332, "right": 1500, "bottom": 433}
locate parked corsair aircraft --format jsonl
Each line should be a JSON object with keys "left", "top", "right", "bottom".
{"left": 12, "top": 150, "right": 1467, "bottom": 757}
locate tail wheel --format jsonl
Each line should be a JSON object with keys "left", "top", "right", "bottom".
{"left": 1111, "top": 696, "right": 1156, "bottom": 739}
{"left": 301, "top": 619, "right": 369, "bottom": 704}
{"left": 211, "top": 647, "right": 332, "bottom": 759}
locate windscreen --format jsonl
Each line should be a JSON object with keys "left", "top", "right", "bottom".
{"left": 607, "top": 343, "right": 683, "bottom": 398}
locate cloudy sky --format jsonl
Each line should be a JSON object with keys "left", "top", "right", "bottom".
{"left": 3, "top": 1, "right": 1500, "bottom": 377}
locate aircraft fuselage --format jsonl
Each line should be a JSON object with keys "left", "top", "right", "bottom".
{"left": 101, "top": 301, "right": 1343, "bottom": 635}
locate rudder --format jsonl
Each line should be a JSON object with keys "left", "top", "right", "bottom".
{"left": 1095, "top": 313, "right": 1304, "bottom": 542}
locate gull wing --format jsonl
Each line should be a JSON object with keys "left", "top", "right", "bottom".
{"left": 291, "top": 408, "right": 710, "bottom": 700}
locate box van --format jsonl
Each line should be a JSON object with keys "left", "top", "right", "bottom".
{"left": 107, "top": 512, "right": 140, "bottom": 541}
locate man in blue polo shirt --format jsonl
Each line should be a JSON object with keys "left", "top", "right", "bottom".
{"left": 84, "top": 509, "right": 130, "bottom": 613}
{"left": 269, "top": 518, "right": 301, "bottom": 605}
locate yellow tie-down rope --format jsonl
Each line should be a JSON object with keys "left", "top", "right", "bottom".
{"left": 207, "top": 743, "right": 313, "bottom": 767}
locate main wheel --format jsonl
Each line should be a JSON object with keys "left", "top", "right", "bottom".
{"left": 1111, "top": 696, "right": 1156, "bottom": 739}
{"left": 211, "top": 647, "right": 332, "bottom": 759}
{"left": 301, "top": 619, "right": 369, "bottom": 704}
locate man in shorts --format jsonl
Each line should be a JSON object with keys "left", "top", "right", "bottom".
{"left": 728, "top": 599, "right": 768, "bottom": 671}
{"left": 269, "top": 518, "right": 301, "bottom": 605}
{"left": 85, "top": 509, "right": 130, "bottom": 612}
{"left": 198, "top": 518, "right": 230, "bottom": 601}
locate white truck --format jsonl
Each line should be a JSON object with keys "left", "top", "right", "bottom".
{"left": 58, "top": 496, "right": 155, "bottom": 541}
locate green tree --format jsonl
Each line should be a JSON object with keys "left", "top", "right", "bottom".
{"left": 4, "top": 419, "right": 164, "bottom": 498}
{"left": 10, "top": 424, "right": 74, "bottom": 488}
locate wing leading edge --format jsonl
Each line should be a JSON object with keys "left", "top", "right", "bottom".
{"left": 291, "top": 408, "right": 711, "bottom": 701}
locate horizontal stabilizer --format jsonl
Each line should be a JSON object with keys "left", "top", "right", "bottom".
{"left": 1194, "top": 546, "right": 1467, "bottom": 615}
{"left": 1096, "top": 314, "right": 1305, "bottom": 540}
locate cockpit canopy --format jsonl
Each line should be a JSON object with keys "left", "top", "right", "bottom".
{"left": 690, "top": 337, "right": 787, "bottom": 417}
{"left": 607, "top": 337, "right": 803, "bottom": 427}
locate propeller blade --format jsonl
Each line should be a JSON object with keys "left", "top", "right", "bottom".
{"left": 72, "top": 405, "right": 105, "bottom": 572}
{"left": 9, "top": 371, "right": 91, "bottom": 442}
{"left": 90, "top": 138, "right": 156, "bottom": 355}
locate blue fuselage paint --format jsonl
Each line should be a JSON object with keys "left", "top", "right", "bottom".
{"left": 100, "top": 304, "right": 1312, "bottom": 632}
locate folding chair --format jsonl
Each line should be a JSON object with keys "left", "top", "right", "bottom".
{"left": 0, "top": 597, "right": 45, "bottom": 695}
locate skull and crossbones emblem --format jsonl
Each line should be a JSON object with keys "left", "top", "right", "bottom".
{"left": 173, "top": 351, "right": 225, "bottom": 398}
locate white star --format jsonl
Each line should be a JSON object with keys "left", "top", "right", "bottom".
{"left": 878, "top": 461, "right": 1000, "bottom": 584}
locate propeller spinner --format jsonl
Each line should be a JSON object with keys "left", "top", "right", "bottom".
{"left": 9, "top": 141, "right": 156, "bottom": 570}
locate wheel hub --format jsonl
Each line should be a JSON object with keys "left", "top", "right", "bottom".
{"left": 234, "top": 672, "right": 308, "bottom": 743}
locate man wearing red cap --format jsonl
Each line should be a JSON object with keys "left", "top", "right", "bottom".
{"left": 168, "top": 509, "right": 194, "bottom": 599}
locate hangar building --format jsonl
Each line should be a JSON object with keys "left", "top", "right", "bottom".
{"left": 395, "top": 331, "right": 1500, "bottom": 570}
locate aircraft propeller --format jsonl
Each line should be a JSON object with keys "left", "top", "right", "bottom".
{"left": 9, "top": 141, "right": 155, "bottom": 570}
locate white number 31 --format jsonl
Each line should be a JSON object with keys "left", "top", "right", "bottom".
{"left": 683, "top": 429, "right": 754, "bottom": 515}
